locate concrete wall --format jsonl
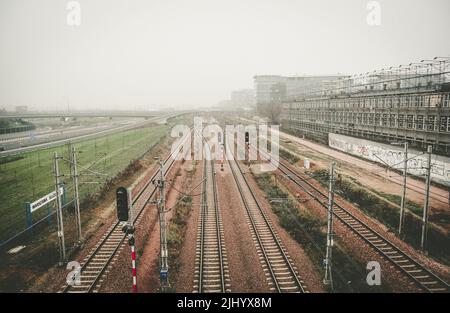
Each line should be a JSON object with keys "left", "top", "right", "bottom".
{"left": 329, "top": 133, "right": 450, "bottom": 187}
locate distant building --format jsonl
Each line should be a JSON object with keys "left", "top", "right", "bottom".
{"left": 269, "top": 83, "right": 286, "bottom": 103}
{"left": 253, "top": 75, "right": 346, "bottom": 117}
{"left": 216, "top": 99, "right": 233, "bottom": 109}
{"left": 230, "top": 89, "right": 255, "bottom": 109}
{"left": 253, "top": 75, "right": 283, "bottom": 107}
{"left": 15, "top": 106, "right": 28, "bottom": 113}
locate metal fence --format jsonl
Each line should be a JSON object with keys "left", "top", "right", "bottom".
{"left": 0, "top": 124, "right": 168, "bottom": 251}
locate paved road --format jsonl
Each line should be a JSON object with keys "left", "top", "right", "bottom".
{"left": 0, "top": 121, "right": 130, "bottom": 146}
{"left": 0, "top": 113, "right": 180, "bottom": 157}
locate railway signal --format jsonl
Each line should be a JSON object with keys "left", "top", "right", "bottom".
{"left": 116, "top": 187, "right": 130, "bottom": 222}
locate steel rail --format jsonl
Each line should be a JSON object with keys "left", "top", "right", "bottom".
{"left": 61, "top": 132, "right": 190, "bottom": 293}
{"left": 226, "top": 142, "right": 307, "bottom": 293}
{"left": 258, "top": 145, "right": 449, "bottom": 293}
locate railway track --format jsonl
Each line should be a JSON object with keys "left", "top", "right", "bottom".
{"left": 258, "top": 146, "right": 449, "bottom": 293}
{"left": 193, "top": 145, "right": 230, "bottom": 292}
{"left": 61, "top": 133, "right": 189, "bottom": 293}
{"left": 226, "top": 142, "right": 308, "bottom": 293}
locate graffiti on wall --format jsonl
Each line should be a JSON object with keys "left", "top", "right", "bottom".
{"left": 329, "top": 133, "right": 450, "bottom": 187}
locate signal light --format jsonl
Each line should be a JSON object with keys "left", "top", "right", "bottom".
{"left": 116, "top": 187, "right": 129, "bottom": 222}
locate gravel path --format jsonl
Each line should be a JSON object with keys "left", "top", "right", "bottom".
{"left": 172, "top": 160, "right": 203, "bottom": 292}
{"left": 240, "top": 161, "right": 326, "bottom": 293}
{"left": 216, "top": 160, "right": 271, "bottom": 292}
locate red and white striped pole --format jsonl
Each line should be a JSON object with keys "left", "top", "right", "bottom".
{"left": 131, "top": 243, "right": 137, "bottom": 293}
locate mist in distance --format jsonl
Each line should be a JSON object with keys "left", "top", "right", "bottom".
{"left": 0, "top": 0, "right": 449, "bottom": 112}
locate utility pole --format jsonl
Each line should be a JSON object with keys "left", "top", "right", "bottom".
{"left": 421, "top": 145, "right": 432, "bottom": 252}
{"left": 155, "top": 158, "right": 169, "bottom": 290}
{"left": 398, "top": 142, "right": 408, "bottom": 237}
{"left": 71, "top": 146, "right": 82, "bottom": 244}
{"left": 53, "top": 152, "right": 66, "bottom": 266}
{"left": 323, "top": 162, "right": 335, "bottom": 290}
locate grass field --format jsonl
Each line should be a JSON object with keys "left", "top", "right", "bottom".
{"left": 0, "top": 121, "right": 174, "bottom": 242}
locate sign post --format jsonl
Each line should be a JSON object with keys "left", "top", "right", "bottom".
{"left": 25, "top": 186, "right": 65, "bottom": 232}
{"left": 25, "top": 202, "right": 32, "bottom": 234}
{"left": 53, "top": 152, "right": 66, "bottom": 266}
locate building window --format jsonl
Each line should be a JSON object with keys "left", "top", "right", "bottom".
{"left": 390, "top": 114, "right": 396, "bottom": 127}
{"left": 382, "top": 114, "right": 388, "bottom": 126}
{"left": 417, "top": 115, "right": 424, "bottom": 130}
{"left": 440, "top": 116, "right": 447, "bottom": 132}
{"left": 443, "top": 94, "right": 449, "bottom": 107}
{"left": 407, "top": 115, "right": 413, "bottom": 129}
{"left": 424, "top": 95, "right": 430, "bottom": 107}
{"left": 430, "top": 95, "right": 441, "bottom": 107}
{"left": 398, "top": 114, "right": 404, "bottom": 128}
{"left": 401, "top": 97, "right": 406, "bottom": 107}
{"left": 375, "top": 113, "right": 381, "bottom": 126}
{"left": 427, "top": 115, "right": 436, "bottom": 131}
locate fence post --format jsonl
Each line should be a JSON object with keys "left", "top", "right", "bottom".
{"left": 25, "top": 202, "right": 32, "bottom": 234}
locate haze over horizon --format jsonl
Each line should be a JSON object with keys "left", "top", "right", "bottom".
{"left": 1, "top": 0, "right": 449, "bottom": 112}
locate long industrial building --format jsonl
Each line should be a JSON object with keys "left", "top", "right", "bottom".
{"left": 280, "top": 58, "right": 450, "bottom": 157}
{"left": 254, "top": 74, "right": 347, "bottom": 117}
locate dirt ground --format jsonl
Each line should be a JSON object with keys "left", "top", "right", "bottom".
{"left": 170, "top": 160, "right": 202, "bottom": 292}
{"left": 216, "top": 160, "right": 272, "bottom": 292}
{"left": 237, "top": 160, "right": 326, "bottom": 292}
{"left": 98, "top": 158, "right": 186, "bottom": 293}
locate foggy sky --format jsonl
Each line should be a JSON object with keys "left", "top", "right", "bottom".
{"left": 1, "top": 0, "right": 449, "bottom": 111}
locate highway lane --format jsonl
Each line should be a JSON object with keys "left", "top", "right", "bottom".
{"left": 0, "top": 120, "right": 138, "bottom": 147}
{"left": 0, "top": 113, "right": 180, "bottom": 157}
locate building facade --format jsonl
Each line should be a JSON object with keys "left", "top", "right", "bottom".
{"left": 280, "top": 59, "right": 450, "bottom": 156}
{"left": 254, "top": 75, "right": 346, "bottom": 114}
{"left": 230, "top": 89, "right": 255, "bottom": 109}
